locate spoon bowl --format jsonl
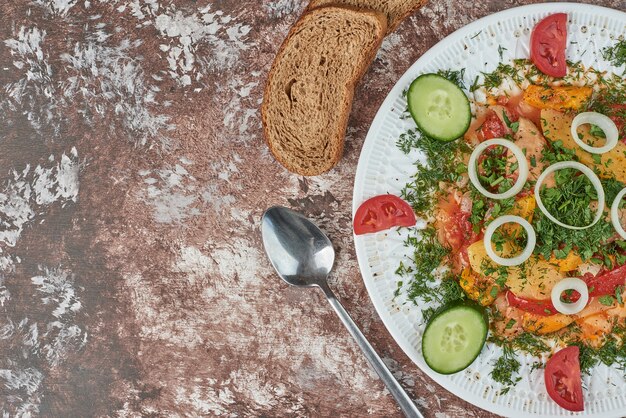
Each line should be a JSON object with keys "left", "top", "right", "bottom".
{"left": 261, "top": 206, "right": 335, "bottom": 287}
{"left": 261, "top": 206, "right": 422, "bottom": 418}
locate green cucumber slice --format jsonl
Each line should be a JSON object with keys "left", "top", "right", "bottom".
{"left": 422, "top": 301, "right": 488, "bottom": 374}
{"left": 407, "top": 73, "right": 471, "bottom": 142}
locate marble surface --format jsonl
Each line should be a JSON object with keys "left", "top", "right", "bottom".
{"left": 1, "top": 0, "right": 625, "bottom": 417}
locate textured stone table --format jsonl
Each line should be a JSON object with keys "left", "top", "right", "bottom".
{"left": 1, "top": 0, "right": 625, "bottom": 417}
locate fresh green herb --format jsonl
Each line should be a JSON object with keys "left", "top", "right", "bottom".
{"left": 602, "top": 39, "right": 626, "bottom": 67}
{"left": 599, "top": 295, "right": 615, "bottom": 306}
{"left": 536, "top": 166, "right": 596, "bottom": 228}
{"left": 396, "top": 228, "right": 465, "bottom": 310}
{"left": 592, "top": 154, "right": 602, "bottom": 164}
{"left": 513, "top": 332, "right": 550, "bottom": 356}
{"left": 501, "top": 111, "right": 519, "bottom": 133}
{"left": 533, "top": 143, "right": 619, "bottom": 262}
{"left": 602, "top": 178, "right": 626, "bottom": 208}
{"left": 469, "top": 75, "right": 480, "bottom": 92}
{"left": 589, "top": 124, "right": 607, "bottom": 138}
{"left": 396, "top": 129, "right": 420, "bottom": 154}
{"left": 616, "top": 285, "right": 624, "bottom": 305}
{"left": 480, "top": 63, "right": 522, "bottom": 91}
{"left": 488, "top": 331, "right": 550, "bottom": 392}
{"left": 399, "top": 127, "right": 466, "bottom": 215}
{"left": 575, "top": 342, "right": 598, "bottom": 376}
{"left": 469, "top": 189, "right": 487, "bottom": 233}
{"left": 393, "top": 280, "right": 404, "bottom": 298}
{"left": 566, "top": 325, "right": 626, "bottom": 375}
{"left": 491, "top": 344, "right": 521, "bottom": 394}
{"left": 437, "top": 68, "right": 466, "bottom": 89}
{"left": 498, "top": 45, "right": 507, "bottom": 60}
{"left": 476, "top": 145, "right": 516, "bottom": 194}
{"left": 533, "top": 209, "right": 615, "bottom": 262}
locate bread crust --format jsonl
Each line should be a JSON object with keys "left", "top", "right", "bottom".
{"left": 306, "top": 0, "right": 428, "bottom": 33}
{"left": 261, "top": 5, "right": 387, "bottom": 176}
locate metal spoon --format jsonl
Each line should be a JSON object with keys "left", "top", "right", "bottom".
{"left": 261, "top": 206, "right": 423, "bottom": 418}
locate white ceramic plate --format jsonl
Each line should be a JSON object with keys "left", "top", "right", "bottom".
{"left": 353, "top": 3, "right": 626, "bottom": 417}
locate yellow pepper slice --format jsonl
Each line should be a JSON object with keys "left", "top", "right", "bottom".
{"left": 459, "top": 268, "right": 496, "bottom": 306}
{"left": 523, "top": 85, "right": 592, "bottom": 111}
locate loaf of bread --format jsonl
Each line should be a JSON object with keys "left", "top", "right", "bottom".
{"left": 307, "top": 0, "right": 428, "bottom": 33}
{"left": 262, "top": 6, "right": 387, "bottom": 176}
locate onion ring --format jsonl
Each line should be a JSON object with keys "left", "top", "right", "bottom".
{"left": 534, "top": 161, "right": 605, "bottom": 230}
{"left": 551, "top": 277, "right": 589, "bottom": 315}
{"left": 468, "top": 138, "right": 529, "bottom": 200}
{"left": 611, "top": 187, "right": 626, "bottom": 239}
{"left": 483, "top": 215, "right": 536, "bottom": 266}
{"left": 571, "top": 112, "right": 619, "bottom": 154}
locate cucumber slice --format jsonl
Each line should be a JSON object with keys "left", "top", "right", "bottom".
{"left": 407, "top": 73, "right": 471, "bottom": 142}
{"left": 422, "top": 301, "right": 488, "bottom": 374}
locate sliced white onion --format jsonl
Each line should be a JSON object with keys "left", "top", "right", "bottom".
{"left": 551, "top": 277, "right": 589, "bottom": 315}
{"left": 483, "top": 215, "right": 536, "bottom": 266}
{"left": 468, "top": 138, "right": 529, "bottom": 200}
{"left": 571, "top": 112, "right": 619, "bottom": 154}
{"left": 611, "top": 187, "right": 626, "bottom": 239}
{"left": 534, "top": 161, "right": 605, "bottom": 230}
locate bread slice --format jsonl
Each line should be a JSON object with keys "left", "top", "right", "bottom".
{"left": 307, "top": 0, "right": 427, "bottom": 33}
{"left": 262, "top": 6, "right": 386, "bottom": 176}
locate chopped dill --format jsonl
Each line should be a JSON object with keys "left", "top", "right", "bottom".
{"left": 603, "top": 39, "right": 626, "bottom": 67}
{"left": 395, "top": 228, "right": 465, "bottom": 316}
{"left": 396, "top": 129, "right": 420, "bottom": 154}
{"left": 491, "top": 344, "right": 521, "bottom": 393}
{"left": 480, "top": 63, "right": 521, "bottom": 91}
{"left": 489, "top": 333, "right": 549, "bottom": 393}
{"left": 437, "top": 68, "right": 466, "bottom": 89}
{"left": 498, "top": 45, "right": 507, "bottom": 60}
{"left": 399, "top": 126, "right": 467, "bottom": 215}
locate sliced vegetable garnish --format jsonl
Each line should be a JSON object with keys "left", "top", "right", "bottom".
{"left": 534, "top": 161, "right": 605, "bottom": 230}
{"left": 506, "top": 291, "right": 556, "bottom": 316}
{"left": 531, "top": 13, "right": 568, "bottom": 78}
{"left": 571, "top": 112, "right": 619, "bottom": 154}
{"left": 550, "top": 277, "right": 589, "bottom": 315}
{"left": 523, "top": 85, "right": 592, "bottom": 111}
{"left": 611, "top": 187, "right": 626, "bottom": 239}
{"left": 545, "top": 346, "right": 584, "bottom": 412}
{"left": 407, "top": 73, "right": 471, "bottom": 142}
{"left": 354, "top": 195, "right": 416, "bottom": 235}
{"left": 587, "top": 264, "right": 626, "bottom": 297}
{"left": 468, "top": 138, "right": 529, "bottom": 200}
{"left": 483, "top": 215, "right": 536, "bottom": 266}
{"left": 422, "top": 301, "right": 488, "bottom": 374}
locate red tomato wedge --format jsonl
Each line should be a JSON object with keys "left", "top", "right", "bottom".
{"left": 586, "top": 263, "right": 626, "bottom": 297}
{"left": 545, "top": 346, "right": 584, "bottom": 412}
{"left": 353, "top": 195, "right": 416, "bottom": 235}
{"left": 506, "top": 291, "right": 557, "bottom": 316}
{"left": 530, "top": 13, "right": 568, "bottom": 78}
{"left": 480, "top": 110, "right": 507, "bottom": 141}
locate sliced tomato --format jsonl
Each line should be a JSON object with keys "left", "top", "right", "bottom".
{"left": 530, "top": 13, "right": 568, "bottom": 78}
{"left": 609, "top": 104, "right": 626, "bottom": 142}
{"left": 354, "top": 195, "right": 416, "bottom": 235}
{"left": 586, "top": 263, "right": 626, "bottom": 297}
{"left": 545, "top": 346, "right": 584, "bottom": 412}
{"left": 435, "top": 196, "right": 479, "bottom": 271}
{"left": 479, "top": 110, "right": 507, "bottom": 140}
{"left": 506, "top": 291, "right": 556, "bottom": 316}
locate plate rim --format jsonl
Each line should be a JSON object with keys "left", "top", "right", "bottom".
{"left": 352, "top": 3, "right": 626, "bottom": 417}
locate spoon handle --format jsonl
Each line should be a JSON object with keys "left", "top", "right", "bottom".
{"left": 318, "top": 282, "right": 423, "bottom": 418}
